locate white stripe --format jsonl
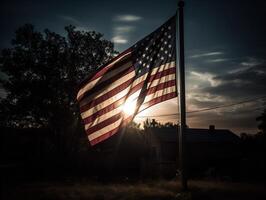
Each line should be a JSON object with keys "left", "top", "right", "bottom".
{"left": 144, "top": 86, "right": 176, "bottom": 103}
{"left": 85, "top": 106, "right": 123, "bottom": 130}
{"left": 82, "top": 88, "right": 141, "bottom": 131}
{"left": 88, "top": 117, "right": 123, "bottom": 141}
{"left": 81, "top": 85, "right": 132, "bottom": 118}
{"left": 82, "top": 69, "right": 176, "bottom": 125}
{"left": 97, "top": 61, "right": 132, "bottom": 86}
{"left": 149, "top": 74, "right": 175, "bottom": 87}
{"left": 77, "top": 52, "right": 131, "bottom": 100}
{"left": 139, "top": 88, "right": 176, "bottom": 112}
{"left": 80, "top": 61, "right": 175, "bottom": 106}
{"left": 79, "top": 70, "right": 135, "bottom": 107}
{"left": 81, "top": 61, "right": 176, "bottom": 118}
{"left": 150, "top": 61, "right": 175, "bottom": 76}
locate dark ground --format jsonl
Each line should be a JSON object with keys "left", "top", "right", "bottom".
{"left": 1, "top": 178, "right": 266, "bottom": 200}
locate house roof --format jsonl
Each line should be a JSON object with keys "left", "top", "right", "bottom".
{"left": 149, "top": 127, "right": 240, "bottom": 143}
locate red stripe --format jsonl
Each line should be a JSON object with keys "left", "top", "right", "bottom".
{"left": 78, "top": 65, "right": 134, "bottom": 102}
{"left": 82, "top": 96, "right": 126, "bottom": 124}
{"left": 148, "top": 67, "right": 176, "bottom": 82}
{"left": 90, "top": 53, "right": 132, "bottom": 82}
{"left": 81, "top": 67, "right": 176, "bottom": 114}
{"left": 78, "top": 48, "right": 132, "bottom": 88}
{"left": 90, "top": 127, "right": 120, "bottom": 146}
{"left": 83, "top": 83, "right": 176, "bottom": 127}
{"left": 86, "top": 113, "right": 122, "bottom": 135}
{"left": 146, "top": 80, "right": 176, "bottom": 95}
{"left": 89, "top": 116, "right": 133, "bottom": 146}
{"left": 80, "top": 76, "right": 134, "bottom": 113}
{"left": 128, "top": 67, "right": 175, "bottom": 96}
{"left": 139, "top": 92, "right": 177, "bottom": 113}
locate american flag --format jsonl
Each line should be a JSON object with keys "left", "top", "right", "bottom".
{"left": 77, "top": 16, "right": 177, "bottom": 146}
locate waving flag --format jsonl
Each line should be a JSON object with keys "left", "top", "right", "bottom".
{"left": 77, "top": 15, "right": 177, "bottom": 146}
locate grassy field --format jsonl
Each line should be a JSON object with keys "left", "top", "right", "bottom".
{"left": 2, "top": 179, "right": 266, "bottom": 200}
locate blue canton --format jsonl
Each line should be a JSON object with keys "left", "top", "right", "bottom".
{"left": 132, "top": 16, "right": 176, "bottom": 78}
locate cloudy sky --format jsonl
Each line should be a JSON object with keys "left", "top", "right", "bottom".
{"left": 1, "top": 0, "right": 266, "bottom": 134}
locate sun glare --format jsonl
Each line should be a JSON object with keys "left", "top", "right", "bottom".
{"left": 122, "top": 99, "right": 137, "bottom": 116}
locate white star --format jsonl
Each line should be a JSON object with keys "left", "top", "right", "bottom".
{"left": 168, "top": 35, "right": 171, "bottom": 39}
{"left": 160, "top": 47, "right": 164, "bottom": 51}
{"left": 142, "top": 54, "right": 146, "bottom": 57}
{"left": 139, "top": 60, "right": 142, "bottom": 64}
{"left": 139, "top": 69, "right": 142, "bottom": 73}
{"left": 145, "top": 47, "right": 149, "bottom": 51}
{"left": 143, "top": 63, "right": 146, "bottom": 67}
{"left": 150, "top": 58, "right": 153, "bottom": 61}
{"left": 160, "top": 38, "right": 164, "bottom": 42}
{"left": 169, "top": 54, "right": 172, "bottom": 57}
{"left": 164, "top": 32, "right": 167, "bottom": 35}
{"left": 164, "top": 41, "right": 167, "bottom": 44}
{"left": 147, "top": 65, "right": 150, "bottom": 68}
{"left": 161, "top": 56, "right": 164, "bottom": 60}
{"left": 165, "top": 50, "right": 168, "bottom": 54}
{"left": 168, "top": 26, "right": 171, "bottom": 30}
{"left": 168, "top": 44, "right": 172, "bottom": 48}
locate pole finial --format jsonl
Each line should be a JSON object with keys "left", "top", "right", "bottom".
{"left": 178, "top": 0, "right": 185, "bottom": 8}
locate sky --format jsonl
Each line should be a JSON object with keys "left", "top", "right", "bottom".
{"left": 1, "top": 0, "right": 266, "bottom": 134}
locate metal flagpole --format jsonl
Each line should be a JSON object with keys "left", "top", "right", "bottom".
{"left": 177, "top": 0, "right": 187, "bottom": 190}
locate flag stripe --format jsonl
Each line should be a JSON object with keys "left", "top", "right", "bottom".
{"left": 79, "top": 67, "right": 135, "bottom": 109}
{"left": 85, "top": 106, "right": 122, "bottom": 129}
{"left": 89, "top": 51, "right": 132, "bottom": 82}
{"left": 77, "top": 50, "right": 132, "bottom": 100}
{"left": 80, "top": 73, "right": 175, "bottom": 119}
{"left": 144, "top": 85, "right": 176, "bottom": 103}
{"left": 77, "top": 60, "right": 132, "bottom": 102}
{"left": 80, "top": 77, "right": 133, "bottom": 111}
{"left": 146, "top": 80, "right": 176, "bottom": 95}
{"left": 86, "top": 113, "right": 122, "bottom": 135}
{"left": 80, "top": 61, "right": 175, "bottom": 105}
{"left": 90, "top": 126, "right": 120, "bottom": 146}
{"left": 82, "top": 96, "right": 126, "bottom": 124}
{"left": 88, "top": 89, "right": 177, "bottom": 142}
{"left": 79, "top": 64, "right": 134, "bottom": 104}
{"left": 88, "top": 117, "right": 123, "bottom": 141}
{"left": 139, "top": 92, "right": 177, "bottom": 112}
{"left": 80, "top": 63, "right": 175, "bottom": 112}
{"left": 89, "top": 116, "right": 133, "bottom": 145}
{"left": 83, "top": 81, "right": 175, "bottom": 130}
{"left": 80, "top": 85, "right": 131, "bottom": 117}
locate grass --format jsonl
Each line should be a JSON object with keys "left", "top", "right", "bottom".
{"left": 2, "top": 179, "right": 266, "bottom": 200}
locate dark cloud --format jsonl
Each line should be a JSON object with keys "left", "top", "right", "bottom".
{"left": 205, "top": 64, "right": 266, "bottom": 99}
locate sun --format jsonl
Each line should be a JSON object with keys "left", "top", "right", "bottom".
{"left": 122, "top": 99, "right": 137, "bottom": 116}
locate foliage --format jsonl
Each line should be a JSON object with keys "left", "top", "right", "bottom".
{"left": 143, "top": 118, "right": 177, "bottom": 130}
{"left": 0, "top": 24, "right": 116, "bottom": 129}
{"left": 0, "top": 24, "right": 117, "bottom": 160}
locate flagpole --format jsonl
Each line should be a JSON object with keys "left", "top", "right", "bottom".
{"left": 177, "top": 0, "right": 187, "bottom": 190}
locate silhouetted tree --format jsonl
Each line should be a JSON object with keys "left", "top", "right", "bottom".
{"left": 143, "top": 118, "right": 161, "bottom": 129}
{"left": 0, "top": 24, "right": 117, "bottom": 160}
